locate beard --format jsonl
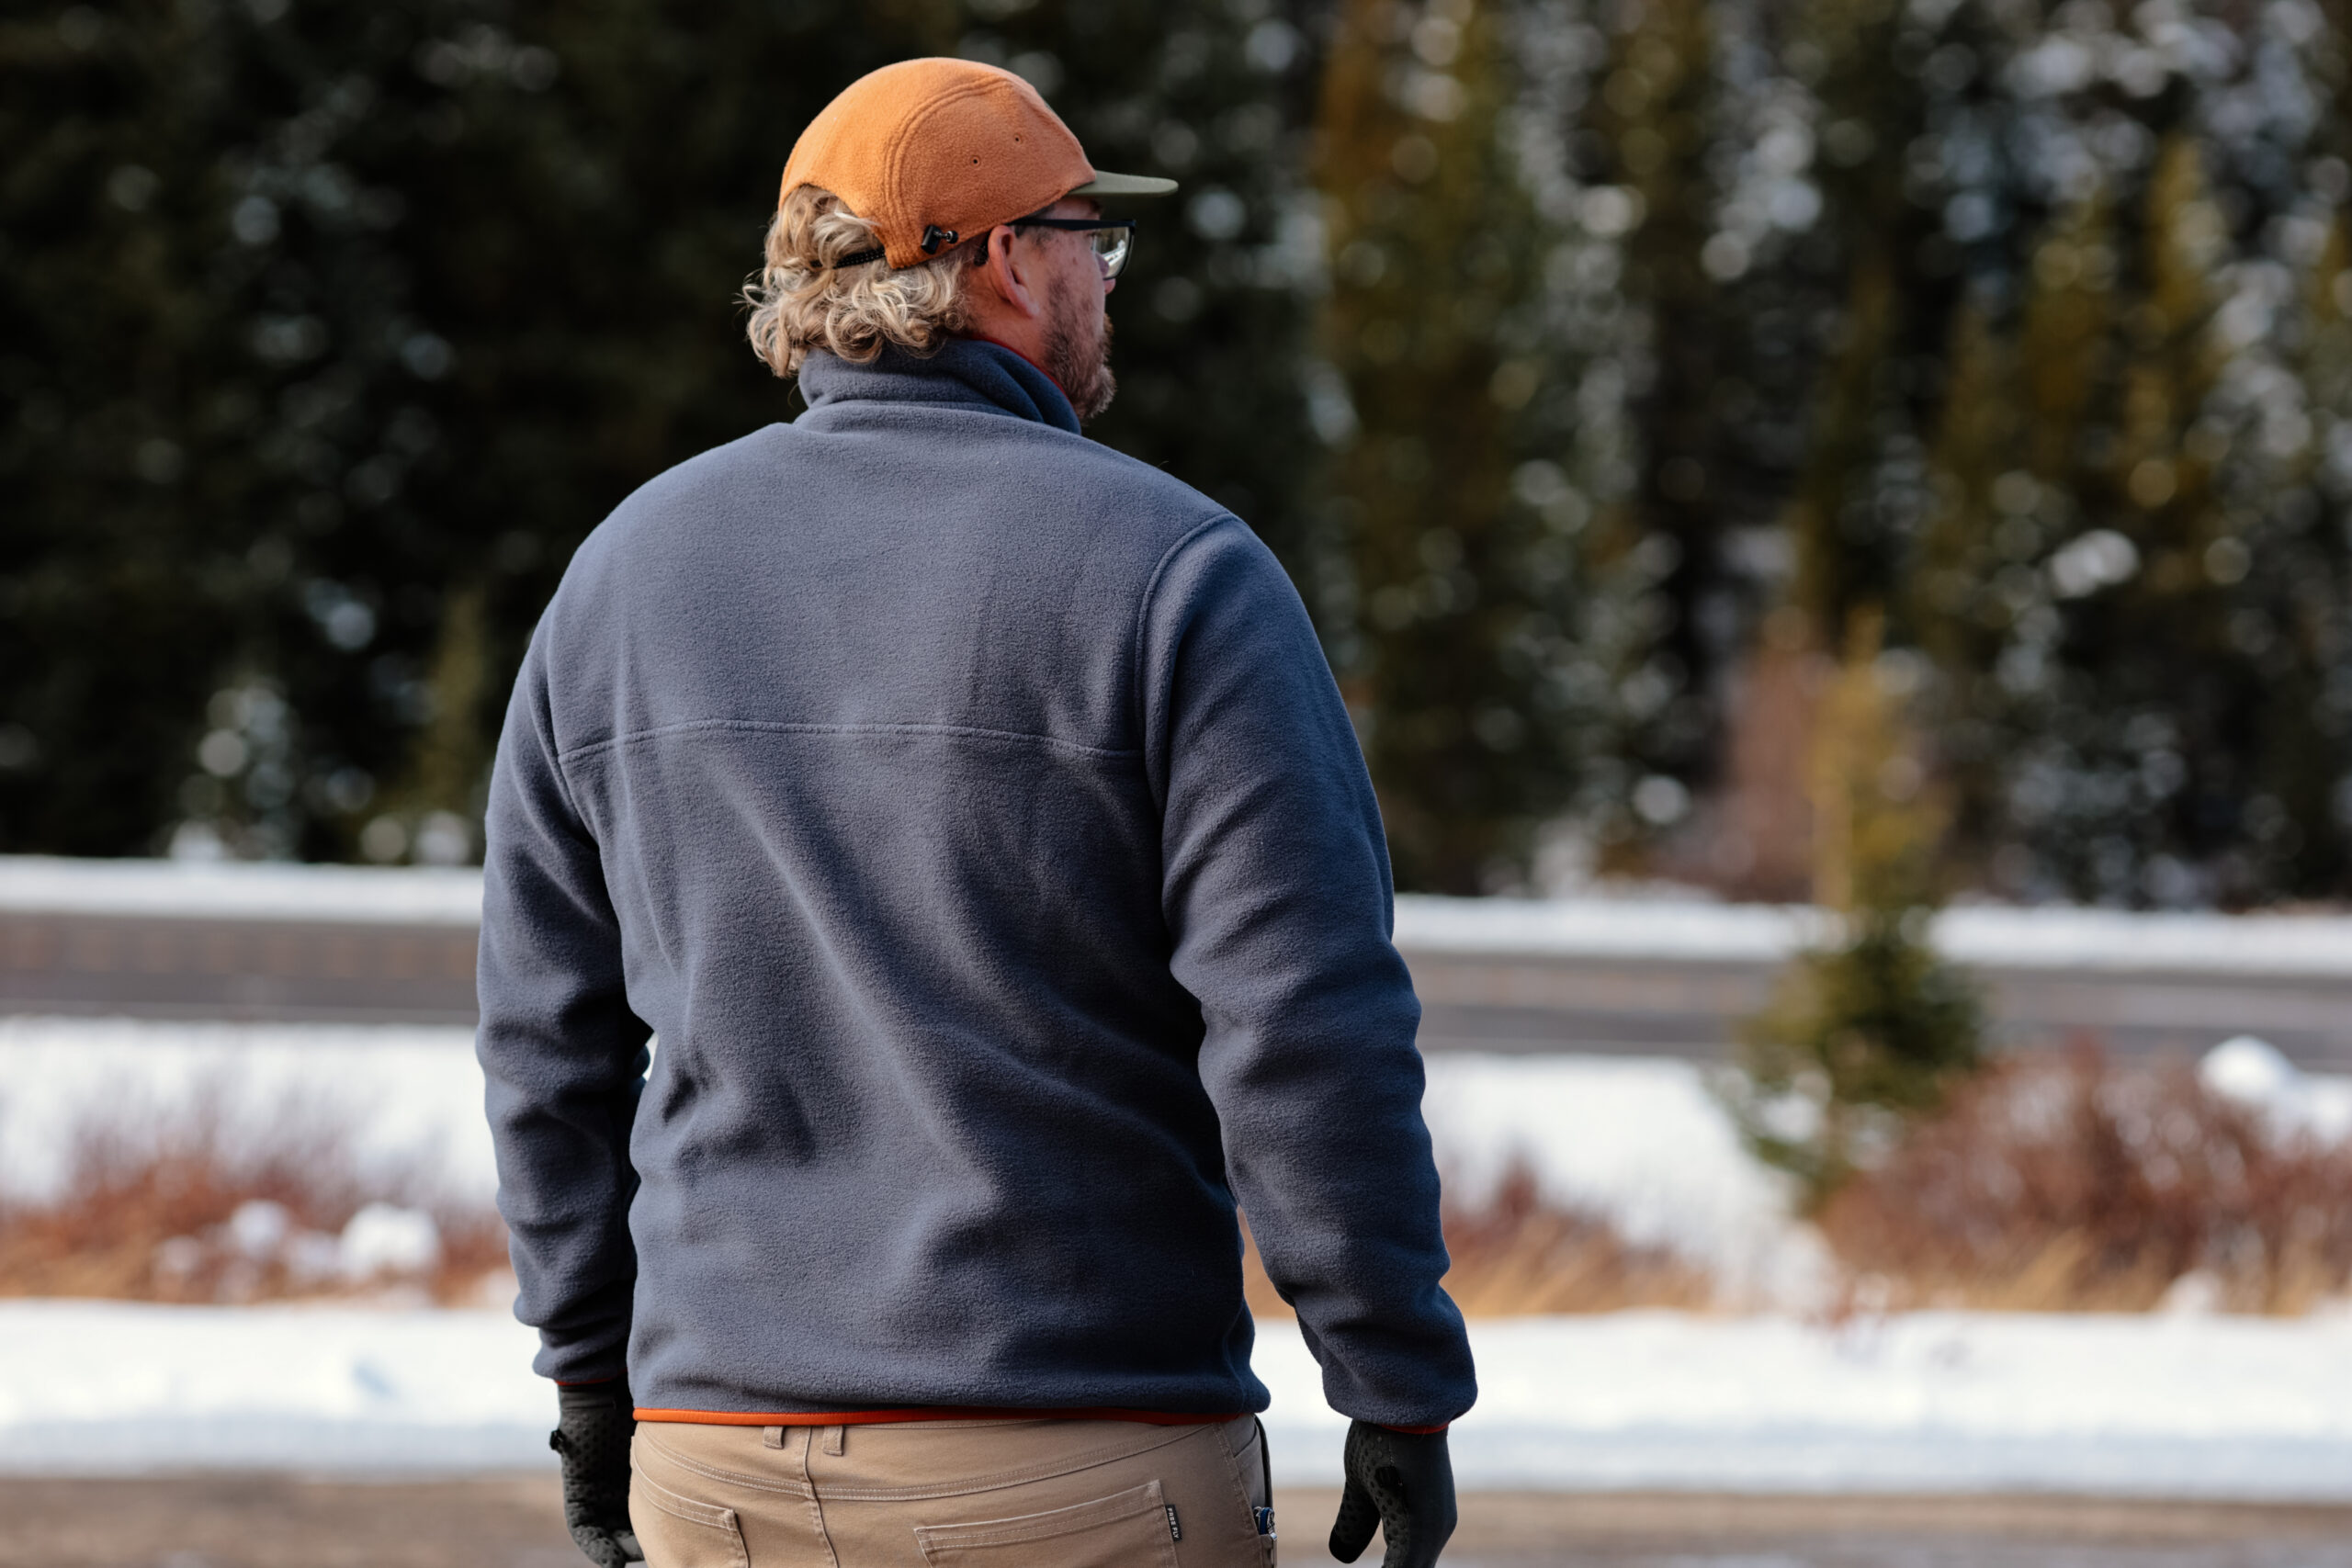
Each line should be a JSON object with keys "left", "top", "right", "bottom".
{"left": 1041, "top": 288, "right": 1116, "bottom": 423}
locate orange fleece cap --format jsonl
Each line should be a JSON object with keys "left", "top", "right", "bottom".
{"left": 780, "top": 58, "right": 1176, "bottom": 270}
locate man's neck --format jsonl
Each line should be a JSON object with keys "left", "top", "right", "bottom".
{"left": 961, "top": 334, "right": 1070, "bottom": 400}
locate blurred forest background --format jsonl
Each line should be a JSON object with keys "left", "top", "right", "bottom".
{"left": 6, "top": 0, "right": 2352, "bottom": 908}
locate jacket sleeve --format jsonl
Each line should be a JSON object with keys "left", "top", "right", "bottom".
{"left": 476, "top": 622, "right": 650, "bottom": 1384}
{"left": 1138, "top": 515, "right": 1476, "bottom": 1428}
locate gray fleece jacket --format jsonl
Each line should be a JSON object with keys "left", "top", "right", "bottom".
{"left": 477, "top": 337, "right": 1475, "bottom": 1428}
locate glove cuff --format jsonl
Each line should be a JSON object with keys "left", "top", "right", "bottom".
{"left": 558, "top": 1381, "right": 635, "bottom": 1416}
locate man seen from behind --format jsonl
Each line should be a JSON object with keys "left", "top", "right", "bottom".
{"left": 478, "top": 58, "right": 1476, "bottom": 1568}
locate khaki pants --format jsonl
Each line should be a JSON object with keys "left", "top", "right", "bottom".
{"left": 631, "top": 1415, "right": 1277, "bottom": 1568}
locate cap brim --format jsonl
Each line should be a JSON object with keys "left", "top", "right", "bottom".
{"left": 1070, "top": 171, "right": 1179, "bottom": 197}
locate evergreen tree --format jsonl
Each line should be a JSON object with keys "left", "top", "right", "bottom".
{"left": 1729, "top": 610, "right": 1984, "bottom": 1205}
{"left": 1749, "top": 0, "right": 2352, "bottom": 908}
{"left": 2, "top": 0, "right": 281, "bottom": 852}
{"left": 0, "top": 0, "right": 1324, "bottom": 862}
{"left": 1313, "top": 0, "right": 1607, "bottom": 889}
{"left": 1909, "top": 119, "right": 2352, "bottom": 904}
{"left": 16, "top": 0, "right": 2352, "bottom": 903}
{"left": 1585, "top": 0, "right": 1731, "bottom": 798}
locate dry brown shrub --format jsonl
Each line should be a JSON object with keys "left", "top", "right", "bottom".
{"left": 0, "top": 1080, "right": 507, "bottom": 1305}
{"left": 1242, "top": 1163, "right": 1714, "bottom": 1319}
{"left": 1441, "top": 1167, "right": 1716, "bottom": 1314}
{"left": 1819, "top": 1041, "right": 2352, "bottom": 1313}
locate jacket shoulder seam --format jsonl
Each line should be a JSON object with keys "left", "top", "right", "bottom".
{"left": 556, "top": 716, "right": 1140, "bottom": 765}
{"left": 1127, "top": 513, "right": 1239, "bottom": 773}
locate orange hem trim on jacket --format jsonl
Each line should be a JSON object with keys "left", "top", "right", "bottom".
{"left": 635, "top": 1406, "right": 1246, "bottom": 1427}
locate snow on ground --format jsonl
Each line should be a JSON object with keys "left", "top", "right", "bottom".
{"left": 0, "top": 854, "right": 481, "bottom": 925}
{"left": 0, "top": 1300, "right": 548, "bottom": 1473}
{"left": 7, "top": 1019, "right": 2347, "bottom": 1303}
{"left": 1268, "top": 1308, "right": 2352, "bottom": 1498}
{"left": 6, "top": 1015, "right": 2350, "bottom": 1494}
{"left": 15, "top": 852, "right": 2352, "bottom": 976}
{"left": 0, "top": 1020, "right": 1811, "bottom": 1287}
{"left": 1419, "top": 1053, "right": 1825, "bottom": 1303}
{"left": 0, "top": 1016, "right": 495, "bottom": 1205}
{"left": 5, "top": 1299, "right": 2351, "bottom": 1498}
{"left": 5, "top": 1019, "right": 2352, "bottom": 1493}
{"left": 2200, "top": 1034, "right": 2352, "bottom": 1145}
{"left": 1394, "top": 892, "right": 2352, "bottom": 977}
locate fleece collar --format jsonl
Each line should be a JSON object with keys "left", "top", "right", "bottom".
{"left": 796, "top": 338, "right": 1081, "bottom": 435}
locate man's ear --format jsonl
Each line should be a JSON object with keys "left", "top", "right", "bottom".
{"left": 971, "top": 228, "right": 1043, "bottom": 322}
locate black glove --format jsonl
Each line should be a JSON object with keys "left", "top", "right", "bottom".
{"left": 550, "top": 1382, "right": 643, "bottom": 1567}
{"left": 1329, "top": 1419, "right": 1457, "bottom": 1568}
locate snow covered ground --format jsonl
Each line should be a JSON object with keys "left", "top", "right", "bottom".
{"left": 6, "top": 1017, "right": 2346, "bottom": 1295}
{"left": 1395, "top": 892, "right": 2352, "bottom": 978}
{"left": 6, "top": 1013, "right": 2352, "bottom": 1492}
{"left": 0, "top": 854, "right": 482, "bottom": 925}
{"left": 0, "top": 1015, "right": 497, "bottom": 1206}
{"left": 6, "top": 1298, "right": 2351, "bottom": 1498}
{"left": 16, "top": 851, "right": 2352, "bottom": 979}
{"left": 0, "top": 1017, "right": 1819, "bottom": 1294}
{"left": 1421, "top": 1052, "right": 1826, "bottom": 1302}
{"left": 1303, "top": 1308, "right": 2352, "bottom": 1498}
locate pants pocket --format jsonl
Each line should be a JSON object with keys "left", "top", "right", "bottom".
{"left": 913, "top": 1478, "right": 1181, "bottom": 1568}
{"left": 631, "top": 1466, "right": 752, "bottom": 1568}
{"left": 1232, "top": 1420, "right": 1277, "bottom": 1567}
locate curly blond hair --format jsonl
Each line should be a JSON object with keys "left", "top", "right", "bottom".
{"left": 743, "top": 186, "right": 980, "bottom": 378}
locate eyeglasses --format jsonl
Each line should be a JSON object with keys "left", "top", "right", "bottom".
{"left": 1006, "top": 217, "right": 1136, "bottom": 279}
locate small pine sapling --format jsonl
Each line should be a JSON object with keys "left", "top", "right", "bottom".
{"left": 1724, "top": 610, "right": 1985, "bottom": 1208}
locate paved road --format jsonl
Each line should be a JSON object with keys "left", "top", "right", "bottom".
{"left": 0, "top": 911, "right": 481, "bottom": 1026}
{"left": 9, "top": 903, "right": 2352, "bottom": 1071}
{"left": 1410, "top": 952, "right": 2352, "bottom": 1067}
{"left": 10, "top": 1479, "right": 2350, "bottom": 1568}
{"left": 1400, "top": 1492, "right": 2352, "bottom": 1568}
